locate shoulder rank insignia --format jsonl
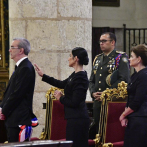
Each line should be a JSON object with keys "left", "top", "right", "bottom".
{"left": 122, "top": 57, "right": 128, "bottom": 63}
{"left": 116, "top": 51, "right": 125, "bottom": 54}
{"left": 93, "top": 53, "right": 103, "bottom": 66}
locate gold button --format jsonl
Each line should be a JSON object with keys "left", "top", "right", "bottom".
{"left": 99, "top": 81, "right": 101, "bottom": 83}
{"left": 99, "top": 88, "right": 101, "bottom": 91}
{"left": 101, "top": 67, "right": 102, "bottom": 69}
{"left": 100, "top": 74, "right": 102, "bottom": 76}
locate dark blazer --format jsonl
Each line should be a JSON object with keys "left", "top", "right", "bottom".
{"left": 42, "top": 71, "right": 89, "bottom": 119}
{"left": 127, "top": 67, "right": 147, "bottom": 117}
{"left": 0, "top": 58, "right": 36, "bottom": 127}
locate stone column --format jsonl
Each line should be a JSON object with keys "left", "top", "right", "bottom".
{"left": 9, "top": 0, "right": 92, "bottom": 138}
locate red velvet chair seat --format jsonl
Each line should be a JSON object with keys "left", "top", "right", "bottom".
{"left": 112, "top": 141, "right": 124, "bottom": 147}
{"left": 88, "top": 139, "right": 95, "bottom": 145}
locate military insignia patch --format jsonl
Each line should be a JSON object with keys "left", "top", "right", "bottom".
{"left": 122, "top": 57, "right": 128, "bottom": 63}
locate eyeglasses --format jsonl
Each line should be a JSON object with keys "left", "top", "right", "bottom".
{"left": 99, "top": 40, "right": 112, "bottom": 44}
{"left": 10, "top": 46, "right": 20, "bottom": 49}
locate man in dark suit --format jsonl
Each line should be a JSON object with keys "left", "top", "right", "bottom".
{"left": 89, "top": 32, "right": 130, "bottom": 135}
{"left": 0, "top": 38, "right": 36, "bottom": 142}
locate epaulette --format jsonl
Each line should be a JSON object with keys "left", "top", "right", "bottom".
{"left": 93, "top": 53, "right": 103, "bottom": 66}
{"left": 116, "top": 51, "right": 125, "bottom": 54}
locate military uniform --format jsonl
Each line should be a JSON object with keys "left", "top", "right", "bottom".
{"left": 89, "top": 49, "right": 130, "bottom": 133}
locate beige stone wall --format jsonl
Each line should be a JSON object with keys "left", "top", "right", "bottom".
{"left": 135, "top": 0, "right": 147, "bottom": 28}
{"left": 9, "top": 0, "right": 92, "bottom": 138}
{"left": 92, "top": 0, "right": 147, "bottom": 28}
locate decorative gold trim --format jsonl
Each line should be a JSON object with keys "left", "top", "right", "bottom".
{"left": 93, "top": 134, "right": 103, "bottom": 147}
{"left": 45, "top": 87, "right": 64, "bottom": 99}
{"left": 93, "top": 53, "right": 103, "bottom": 66}
{"left": 103, "top": 143, "right": 113, "bottom": 147}
{"left": 100, "top": 81, "right": 128, "bottom": 103}
{"left": 106, "top": 74, "right": 112, "bottom": 87}
{"left": 93, "top": 134, "right": 100, "bottom": 144}
{"left": 1, "top": 0, "right": 6, "bottom": 68}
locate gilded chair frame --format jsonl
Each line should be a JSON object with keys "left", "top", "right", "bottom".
{"left": 95, "top": 81, "right": 128, "bottom": 147}
{"left": 40, "top": 87, "right": 64, "bottom": 140}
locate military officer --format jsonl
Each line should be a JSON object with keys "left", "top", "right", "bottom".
{"left": 89, "top": 32, "right": 130, "bottom": 134}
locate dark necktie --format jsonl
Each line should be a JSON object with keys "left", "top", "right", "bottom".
{"left": 103, "top": 55, "right": 107, "bottom": 61}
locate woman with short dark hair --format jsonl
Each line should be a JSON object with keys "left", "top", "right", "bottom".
{"left": 34, "top": 47, "right": 89, "bottom": 147}
{"left": 119, "top": 44, "right": 147, "bottom": 147}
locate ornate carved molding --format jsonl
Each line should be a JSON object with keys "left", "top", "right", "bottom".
{"left": 100, "top": 81, "right": 128, "bottom": 105}
{"left": 45, "top": 87, "right": 64, "bottom": 99}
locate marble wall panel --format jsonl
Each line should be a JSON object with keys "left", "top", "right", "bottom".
{"left": 58, "top": 0, "right": 92, "bottom": 18}
{"left": 28, "top": 51, "right": 59, "bottom": 92}
{"left": 9, "top": 21, "right": 26, "bottom": 44}
{"left": 27, "top": 20, "right": 92, "bottom": 52}
{"left": 27, "top": 20, "right": 62, "bottom": 51}
{"left": 9, "top": 0, "right": 57, "bottom": 18}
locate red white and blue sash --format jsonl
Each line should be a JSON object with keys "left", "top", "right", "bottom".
{"left": 19, "top": 117, "right": 38, "bottom": 142}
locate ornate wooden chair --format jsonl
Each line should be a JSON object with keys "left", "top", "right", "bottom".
{"left": 95, "top": 81, "right": 127, "bottom": 147}
{"left": 40, "top": 87, "right": 95, "bottom": 146}
{"left": 40, "top": 87, "right": 66, "bottom": 140}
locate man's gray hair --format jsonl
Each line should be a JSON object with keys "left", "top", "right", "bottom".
{"left": 13, "top": 38, "right": 31, "bottom": 55}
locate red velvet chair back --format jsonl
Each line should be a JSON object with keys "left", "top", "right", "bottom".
{"left": 50, "top": 100, "right": 67, "bottom": 140}
{"left": 104, "top": 102, "right": 126, "bottom": 143}
{"left": 39, "top": 87, "right": 66, "bottom": 140}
